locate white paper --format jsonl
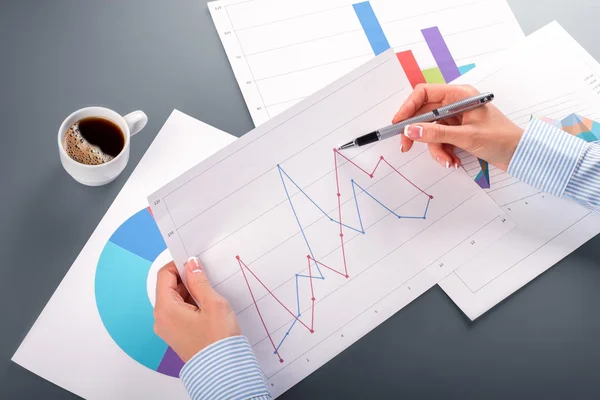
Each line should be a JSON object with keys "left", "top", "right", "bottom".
{"left": 149, "top": 51, "right": 514, "bottom": 398}
{"left": 437, "top": 22, "right": 600, "bottom": 320}
{"left": 12, "top": 111, "right": 236, "bottom": 399}
{"left": 208, "top": 0, "right": 524, "bottom": 126}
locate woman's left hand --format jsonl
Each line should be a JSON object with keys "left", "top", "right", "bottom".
{"left": 153, "top": 257, "right": 242, "bottom": 362}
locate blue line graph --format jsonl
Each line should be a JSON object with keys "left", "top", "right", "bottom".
{"left": 263, "top": 155, "right": 432, "bottom": 353}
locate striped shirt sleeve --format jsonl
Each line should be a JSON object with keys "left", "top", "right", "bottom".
{"left": 508, "top": 119, "right": 600, "bottom": 212}
{"left": 180, "top": 336, "right": 272, "bottom": 400}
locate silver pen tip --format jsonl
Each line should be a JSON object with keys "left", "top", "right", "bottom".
{"left": 338, "top": 141, "right": 354, "bottom": 150}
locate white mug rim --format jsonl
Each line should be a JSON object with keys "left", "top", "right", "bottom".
{"left": 57, "top": 107, "right": 131, "bottom": 170}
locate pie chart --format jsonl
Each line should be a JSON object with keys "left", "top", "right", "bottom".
{"left": 95, "top": 207, "right": 184, "bottom": 377}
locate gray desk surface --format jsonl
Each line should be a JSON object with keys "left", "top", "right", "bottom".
{"left": 2, "top": 1, "right": 600, "bottom": 398}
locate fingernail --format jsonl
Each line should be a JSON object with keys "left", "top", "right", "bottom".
{"left": 446, "top": 161, "right": 450, "bottom": 169}
{"left": 400, "top": 143, "right": 404, "bottom": 153}
{"left": 454, "top": 163, "right": 459, "bottom": 169}
{"left": 404, "top": 125, "right": 423, "bottom": 139}
{"left": 187, "top": 256, "right": 203, "bottom": 273}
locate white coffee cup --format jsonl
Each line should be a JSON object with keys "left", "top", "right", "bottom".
{"left": 58, "top": 107, "right": 148, "bottom": 186}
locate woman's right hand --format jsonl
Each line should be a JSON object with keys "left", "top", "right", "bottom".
{"left": 393, "top": 84, "right": 525, "bottom": 171}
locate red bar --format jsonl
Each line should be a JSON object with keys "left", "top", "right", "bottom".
{"left": 396, "top": 50, "right": 426, "bottom": 88}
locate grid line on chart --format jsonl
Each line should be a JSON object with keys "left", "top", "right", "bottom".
{"left": 174, "top": 85, "right": 403, "bottom": 233}
{"left": 228, "top": 169, "right": 453, "bottom": 320}
{"left": 265, "top": 96, "right": 307, "bottom": 109}
{"left": 246, "top": 20, "right": 504, "bottom": 60}
{"left": 223, "top": 0, "right": 260, "bottom": 9}
{"left": 229, "top": 4, "right": 350, "bottom": 32}
{"left": 462, "top": 159, "right": 480, "bottom": 168}
{"left": 251, "top": 30, "right": 506, "bottom": 89}
{"left": 256, "top": 54, "right": 371, "bottom": 83}
{"left": 227, "top": 0, "right": 490, "bottom": 34}
{"left": 264, "top": 193, "right": 480, "bottom": 380}
{"left": 167, "top": 205, "right": 190, "bottom": 257}
{"left": 501, "top": 192, "right": 542, "bottom": 207}
{"left": 505, "top": 94, "right": 578, "bottom": 118}
{"left": 486, "top": 180, "right": 520, "bottom": 194}
{"left": 491, "top": 175, "right": 514, "bottom": 185}
{"left": 162, "top": 55, "right": 395, "bottom": 201}
{"left": 488, "top": 181, "right": 519, "bottom": 194}
{"left": 246, "top": 30, "right": 364, "bottom": 57}
{"left": 490, "top": 169, "right": 504, "bottom": 178}
{"left": 259, "top": 42, "right": 504, "bottom": 87}
{"left": 455, "top": 47, "right": 508, "bottom": 63}
{"left": 454, "top": 210, "right": 592, "bottom": 294}
{"left": 385, "top": 0, "right": 489, "bottom": 26}
{"left": 224, "top": 8, "right": 270, "bottom": 119}
{"left": 203, "top": 146, "right": 431, "bottom": 271}
{"left": 512, "top": 105, "right": 588, "bottom": 125}
{"left": 390, "top": 21, "right": 505, "bottom": 50}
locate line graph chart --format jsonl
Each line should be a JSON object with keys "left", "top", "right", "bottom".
{"left": 149, "top": 52, "right": 514, "bottom": 396}
{"left": 237, "top": 149, "right": 434, "bottom": 361}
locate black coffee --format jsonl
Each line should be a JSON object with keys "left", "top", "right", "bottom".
{"left": 63, "top": 117, "right": 125, "bottom": 165}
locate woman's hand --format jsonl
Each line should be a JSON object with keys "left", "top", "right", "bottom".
{"left": 394, "top": 84, "right": 524, "bottom": 171}
{"left": 154, "top": 257, "right": 241, "bottom": 362}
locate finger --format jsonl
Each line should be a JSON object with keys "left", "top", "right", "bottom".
{"left": 427, "top": 143, "right": 454, "bottom": 168}
{"left": 400, "top": 135, "right": 413, "bottom": 153}
{"left": 155, "top": 262, "right": 181, "bottom": 307}
{"left": 443, "top": 144, "right": 461, "bottom": 169}
{"left": 175, "top": 281, "right": 190, "bottom": 302}
{"left": 393, "top": 84, "right": 477, "bottom": 124}
{"left": 185, "top": 257, "right": 220, "bottom": 306}
{"left": 403, "top": 123, "right": 474, "bottom": 150}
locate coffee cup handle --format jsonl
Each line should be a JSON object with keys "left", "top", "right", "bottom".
{"left": 123, "top": 111, "right": 148, "bottom": 137}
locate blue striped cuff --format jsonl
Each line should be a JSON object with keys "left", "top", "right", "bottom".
{"left": 564, "top": 143, "right": 600, "bottom": 211}
{"left": 180, "top": 336, "right": 271, "bottom": 400}
{"left": 509, "top": 119, "right": 586, "bottom": 196}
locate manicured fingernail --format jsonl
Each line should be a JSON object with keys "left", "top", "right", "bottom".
{"left": 187, "top": 256, "right": 203, "bottom": 273}
{"left": 454, "top": 163, "right": 459, "bottom": 169}
{"left": 446, "top": 161, "right": 450, "bottom": 169}
{"left": 400, "top": 143, "right": 403, "bottom": 152}
{"left": 404, "top": 125, "right": 423, "bottom": 139}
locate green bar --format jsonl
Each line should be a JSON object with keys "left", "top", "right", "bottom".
{"left": 422, "top": 67, "right": 446, "bottom": 84}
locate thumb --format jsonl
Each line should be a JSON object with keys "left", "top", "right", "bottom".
{"left": 185, "top": 257, "right": 218, "bottom": 305}
{"left": 404, "top": 123, "right": 473, "bottom": 149}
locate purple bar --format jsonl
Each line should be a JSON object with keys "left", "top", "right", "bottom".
{"left": 157, "top": 346, "right": 185, "bottom": 377}
{"left": 421, "top": 27, "right": 461, "bottom": 83}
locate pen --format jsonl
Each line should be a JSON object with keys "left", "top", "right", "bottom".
{"left": 338, "top": 92, "right": 494, "bottom": 150}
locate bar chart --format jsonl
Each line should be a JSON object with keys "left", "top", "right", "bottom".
{"left": 210, "top": 0, "right": 523, "bottom": 124}
{"left": 209, "top": 0, "right": 524, "bottom": 189}
{"left": 353, "top": 1, "right": 476, "bottom": 88}
{"left": 352, "top": 1, "right": 489, "bottom": 188}
{"left": 352, "top": 1, "right": 475, "bottom": 87}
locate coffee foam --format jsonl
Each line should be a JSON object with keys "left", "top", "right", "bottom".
{"left": 62, "top": 122, "right": 114, "bottom": 165}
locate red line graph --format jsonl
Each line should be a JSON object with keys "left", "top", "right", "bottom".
{"left": 236, "top": 149, "right": 433, "bottom": 361}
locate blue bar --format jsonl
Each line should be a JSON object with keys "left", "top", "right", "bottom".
{"left": 458, "top": 63, "right": 476, "bottom": 75}
{"left": 353, "top": 2, "right": 390, "bottom": 56}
